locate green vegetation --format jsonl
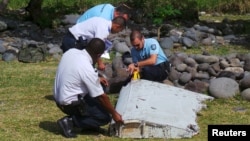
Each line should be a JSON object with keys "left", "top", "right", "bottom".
{"left": 173, "top": 44, "right": 250, "bottom": 56}
{"left": 2, "top": 0, "right": 250, "bottom": 27}
{"left": 196, "top": 0, "right": 250, "bottom": 14}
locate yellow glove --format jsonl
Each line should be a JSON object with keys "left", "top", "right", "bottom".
{"left": 132, "top": 70, "right": 140, "bottom": 80}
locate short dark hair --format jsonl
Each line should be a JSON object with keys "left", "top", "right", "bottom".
{"left": 112, "top": 16, "right": 127, "bottom": 28}
{"left": 115, "top": 4, "right": 131, "bottom": 18}
{"left": 86, "top": 38, "right": 105, "bottom": 55}
{"left": 130, "top": 30, "right": 143, "bottom": 42}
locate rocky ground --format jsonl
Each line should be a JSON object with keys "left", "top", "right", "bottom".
{"left": 0, "top": 11, "right": 250, "bottom": 101}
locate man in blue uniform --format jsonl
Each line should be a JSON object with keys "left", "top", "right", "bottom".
{"left": 77, "top": 3, "right": 130, "bottom": 23}
{"left": 127, "top": 30, "right": 170, "bottom": 82}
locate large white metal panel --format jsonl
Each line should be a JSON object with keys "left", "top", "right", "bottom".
{"left": 109, "top": 79, "right": 214, "bottom": 139}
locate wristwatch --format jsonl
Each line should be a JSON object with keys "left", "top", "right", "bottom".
{"left": 134, "top": 62, "right": 138, "bottom": 67}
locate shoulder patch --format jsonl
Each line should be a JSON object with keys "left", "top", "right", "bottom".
{"left": 151, "top": 44, "right": 156, "bottom": 50}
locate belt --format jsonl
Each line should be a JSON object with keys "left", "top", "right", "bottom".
{"left": 67, "top": 30, "right": 87, "bottom": 43}
{"left": 67, "top": 30, "right": 88, "bottom": 50}
{"left": 56, "top": 95, "right": 87, "bottom": 116}
{"left": 56, "top": 100, "right": 80, "bottom": 110}
{"left": 159, "top": 61, "right": 171, "bottom": 72}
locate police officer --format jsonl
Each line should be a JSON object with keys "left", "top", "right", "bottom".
{"left": 60, "top": 16, "right": 126, "bottom": 70}
{"left": 76, "top": 3, "right": 130, "bottom": 23}
{"left": 54, "top": 38, "right": 123, "bottom": 138}
{"left": 127, "top": 30, "right": 170, "bottom": 82}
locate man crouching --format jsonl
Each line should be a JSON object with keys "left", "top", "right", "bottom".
{"left": 53, "top": 38, "right": 123, "bottom": 138}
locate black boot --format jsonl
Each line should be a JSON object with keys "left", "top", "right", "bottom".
{"left": 57, "top": 116, "right": 77, "bottom": 138}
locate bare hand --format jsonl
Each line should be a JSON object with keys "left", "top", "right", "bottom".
{"left": 127, "top": 63, "right": 139, "bottom": 74}
{"left": 127, "top": 63, "right": 135, "bottom": 74}
{"left": 112, "top": 112, "right": 124, "bottom": 124}
{"left": 98, "top": 62, "right": 106, "bottom": 71}
{"left": 99, "top": 77, "right": 109, "bottom": 86}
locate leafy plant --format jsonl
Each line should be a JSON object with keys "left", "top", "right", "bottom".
{"left": 152, "top": 4, "right": 181, "bottom": 25}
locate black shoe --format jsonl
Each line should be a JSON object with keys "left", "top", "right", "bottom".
{"left": 82, "top": 127, "right": 107, "bottom": 135}
{"left": 57, "top": 116, "right": 77, "bottom": 138}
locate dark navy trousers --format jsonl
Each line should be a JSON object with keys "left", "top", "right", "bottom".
{"left": 57, "top": 94, "right": 111, "bottom": 130}
{"left": 141, "top": 61, "right": 170, "bottom": 82}
{"left": 61, "top": 31, "right": 87, "bottom": 53}
{"left": 72, "top": 95, "right": 111, "bottom": 130}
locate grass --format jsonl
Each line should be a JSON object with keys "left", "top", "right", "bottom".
{"left": 0, "top": 45, "right": 250, "bottom": 141}
{"left": 199, "top": 13, "right": 250, "bottom": 21}
{"left": 173, "top": 44, "right": 250, "bottom": 56}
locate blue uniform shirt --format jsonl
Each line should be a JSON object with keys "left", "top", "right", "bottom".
{"left": 77, "top": 4, "right": 114, "bottom": 23}
{"left": 131, "top": 38, "right": 168, "bottom": 65}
